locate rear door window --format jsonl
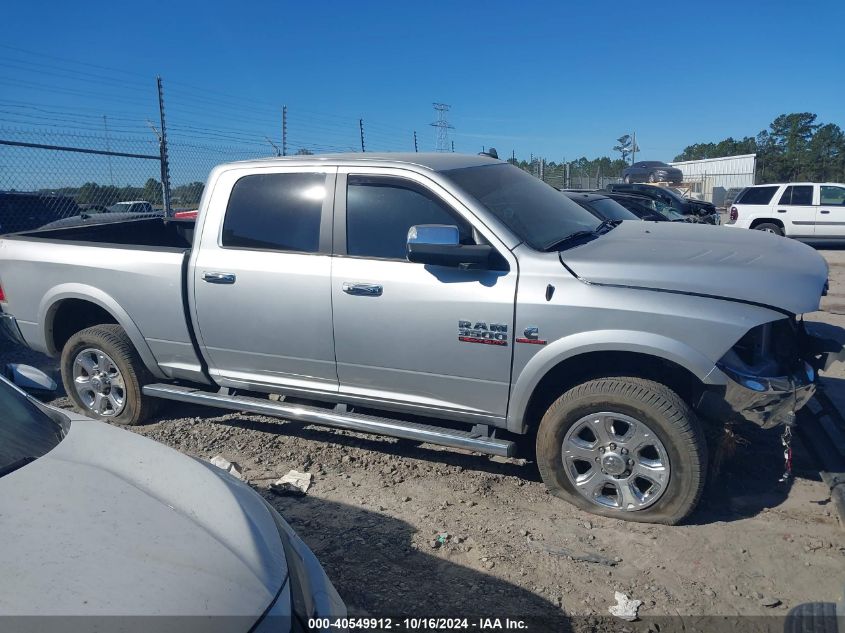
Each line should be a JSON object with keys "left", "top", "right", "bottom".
{"left": 778, "top": 185, "right": 813, "bottom": 206}
{"left": 221, "top": 173, "right": 327, "bottom": 252}
{"left": 736, "top": 186, "right": 779, "bottom": 205}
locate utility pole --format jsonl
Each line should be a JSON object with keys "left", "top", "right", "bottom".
{"left": 631, "top": 131, "right": 637, "bottom": 165}
{"left": 156, "top": 76, "right": 172, "bottom": 216}
{"left": 430, "top": 103, "right": 453, "bottom": 152}
{"left": 359, "top": 118, "right": 365, "bottom": 152}
{"left": 413, "top": 131, "right": 418, "bottom": 152}
{"left": 282, "top": 106, "right": 288, "bottom": 156}
{"left": 103, "top": 115, "right": 114, "bottom": 186}
{"left": 451, "top": 140, "right": 455, "bottom": 152}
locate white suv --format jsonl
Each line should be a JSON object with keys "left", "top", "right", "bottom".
{"left": 725, "top": 182, "right": 845, "bottom": 240}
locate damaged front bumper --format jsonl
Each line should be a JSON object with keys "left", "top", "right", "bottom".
{"left": 717, "top": 362, "right": 816, "bottom": 429}
{"left": 699, "top": 323, "right": 845, "bottom": 429}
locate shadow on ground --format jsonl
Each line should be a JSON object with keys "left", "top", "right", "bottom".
{"left": 255, "top": 490, "right": 574, "bottom": 631}
{"left": 162, "top": 397, "right": 804, "bottom": 526}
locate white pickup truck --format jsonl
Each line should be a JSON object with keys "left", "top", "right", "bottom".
{"left": 726, "top": 182, "right": 845, "bottom": 241}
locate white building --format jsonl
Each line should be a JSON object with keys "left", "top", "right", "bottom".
{"left": 669, "top": 154, "right": 756, "bottom": 206}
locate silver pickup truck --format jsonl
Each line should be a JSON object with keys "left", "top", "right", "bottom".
{"left": 0, "top": 153, "right": 836, "bottom": 524}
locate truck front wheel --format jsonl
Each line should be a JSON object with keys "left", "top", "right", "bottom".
{"left": 61, "top": 324, "right": 159, "bottom": 426}
{"left": 536, "top": 377, "right": 707, "bottom": 525}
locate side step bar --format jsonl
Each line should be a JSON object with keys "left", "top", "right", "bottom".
{"left": 143, "top": 383, "right": 516, "bottom": 457}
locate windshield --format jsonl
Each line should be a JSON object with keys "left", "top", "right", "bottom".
{"left": 107, "top": 203, "right": 132, "bottom": 212}
{"left": 0, "top": 378, "right": 67, "bottom": 478}
{"left": 443, "top": 163, "right": 601, "bottom": 250}
{"left": 653, "top": 200, "right": 685, "bottom": 220}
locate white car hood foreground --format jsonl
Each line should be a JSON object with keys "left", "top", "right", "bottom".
{"left": 562, "top": 221, "right": 829, "bottom": 315}
{"left": 0, "top": 417, "right": 287, "bottom": 626}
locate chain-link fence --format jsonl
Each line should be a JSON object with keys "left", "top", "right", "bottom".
{"left": 0, "top": 128, "right": 167, "bottom": 232}
{"left": 0, "top": 128, "right": 280, "bottom": 233}
{"left": 514, "top": 158, "right": 623, "bottom": 191}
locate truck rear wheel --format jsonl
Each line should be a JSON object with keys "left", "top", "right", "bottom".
{"left": 61, "top": 324, "right": 159, "bottom": 426}
{"left": 536, "top": 377, "right": 707, "bottom": 525}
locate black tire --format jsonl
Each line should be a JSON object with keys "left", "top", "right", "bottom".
{"left": 785, "top": 602, "right": 839, "bottom": 633}
{"left": 536, "top": 377, "right": 707, "bottom": 525}
{"left": 61, "top": 324, "right": 159, "bottom": 426}
{"left": 754, "top": 222, "right": 784, "bottom": 236}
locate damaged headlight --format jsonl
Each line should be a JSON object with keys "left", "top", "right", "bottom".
{"left": 718, "top": 318, "right": 805, "bottom": 379}
{"left": 712, "top": 318, "right": 817, "bottom": 428}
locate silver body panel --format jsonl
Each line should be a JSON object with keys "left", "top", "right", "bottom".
{"left": 0, "top": 153, "right": 830, "bottom": 435}
{"left": 1, "top": 414, "right": 284, "bottom": 618}
{"left": 0, "top": 238, "right": 199, "bottom": 382}
{"left": 189, "top": 164, "right": 338, "bottom": 392}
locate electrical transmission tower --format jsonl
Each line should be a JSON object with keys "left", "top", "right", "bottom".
{"left": 430, "top": 103, "right": 454, "bottom": 152}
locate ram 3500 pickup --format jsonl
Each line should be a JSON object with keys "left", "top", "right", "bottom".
{"left": 0, "top": 153, "right": 836, "bottom": 523}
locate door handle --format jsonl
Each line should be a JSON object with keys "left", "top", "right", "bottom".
{"left": 202, "top": 271, "right": 236, "bottom": 284}
{"left": 777, "top": 209, "right": 787, "bottom": 213}
{"left": 821, "top": 210, "right": 830, "bottom": 215}
{"left": 342, "top": 282, "right": 383, "bottom": 297}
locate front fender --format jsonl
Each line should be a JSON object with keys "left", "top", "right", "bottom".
{"left": 506, "top": 329, "right": 724, "bottom": 433}
{"left": 38, "top": 284, "right": 166, "bottom": 379}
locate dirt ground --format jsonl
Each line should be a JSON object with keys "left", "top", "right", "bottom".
{"left": 3, "top": 248, "right": 845, "bottom": 631}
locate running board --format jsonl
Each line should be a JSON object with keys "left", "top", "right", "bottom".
{"left": 143, "top": 383, "right": 515, "bottom": 457}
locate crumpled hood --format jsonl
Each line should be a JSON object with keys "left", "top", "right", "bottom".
{"left": 0, "top": 418, "right": 286, "bottom": 618}
{"left": 562, "top": 221, "right": 828, "bottom": 315}
{"left": 686, "top": 199, "right": 717, "bottom": 213}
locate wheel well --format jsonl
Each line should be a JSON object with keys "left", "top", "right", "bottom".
{"left": 522, "top": 351, "right": 705, "bottom": 432}
{"left": 49, "top": 299, "right": 118, "bottom": 354}
{"left": 749, "top": 218, "right": 784, "bottom": 230}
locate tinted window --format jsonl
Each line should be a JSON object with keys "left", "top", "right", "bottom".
{"left": 0, "top": 379, "right": 66, "bottom": 478}
{"left": 222, "top": 173, "right": 326, "bottom": 252}
{"left": 736, "top": 186, "right": 779, "bottom": 205}
{"left": 779, "top": 185, "right": 813, "bottom": 206}
{"left": 821, "top": 186, "right": 845, "bottom": 206}
{"left": 582, "top": 198, "right": 638, "bottom": 221}
{"left": 346, "top": 176, "right": 470, "bottom": 260}
{"left": 444, "top": 163, "right": 600, "bottom": 251}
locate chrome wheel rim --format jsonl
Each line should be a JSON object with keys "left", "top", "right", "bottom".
{"left": 72, "top": 348, "right": 126, "bottom": 417}
{"left": 561, "top": 412, "right": 670, "bottom": 511}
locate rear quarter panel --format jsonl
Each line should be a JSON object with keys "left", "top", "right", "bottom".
{"left": 0, "top": 236, "right": 201, "bottom": 381}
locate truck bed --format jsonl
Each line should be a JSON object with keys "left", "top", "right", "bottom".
{"left": 14, "top": 216, "right": 195, "bottom": 249}
{"left": 0, "top": 216, "right": 205, "bottom": 384}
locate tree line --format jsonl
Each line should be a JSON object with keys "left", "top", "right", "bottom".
{"left": 508, "top": 112, "right": 842, "bottom": 186}
{"left": 673, "top": 113, "right": 844, "bottom": 183}
{"left": 46, "top": 179, "right": 206, "bottom": 208}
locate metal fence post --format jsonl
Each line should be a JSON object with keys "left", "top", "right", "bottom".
{"left": 156, "top": 76, "right": 172, "bottom": 216}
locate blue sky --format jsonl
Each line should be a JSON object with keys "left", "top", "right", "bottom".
{"left": 2, "top": 0, "right": 844, "bottom": 164}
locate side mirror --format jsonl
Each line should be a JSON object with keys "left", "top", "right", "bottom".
{"left": 406, "top": 224, "right": 492, "bottom": 268}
